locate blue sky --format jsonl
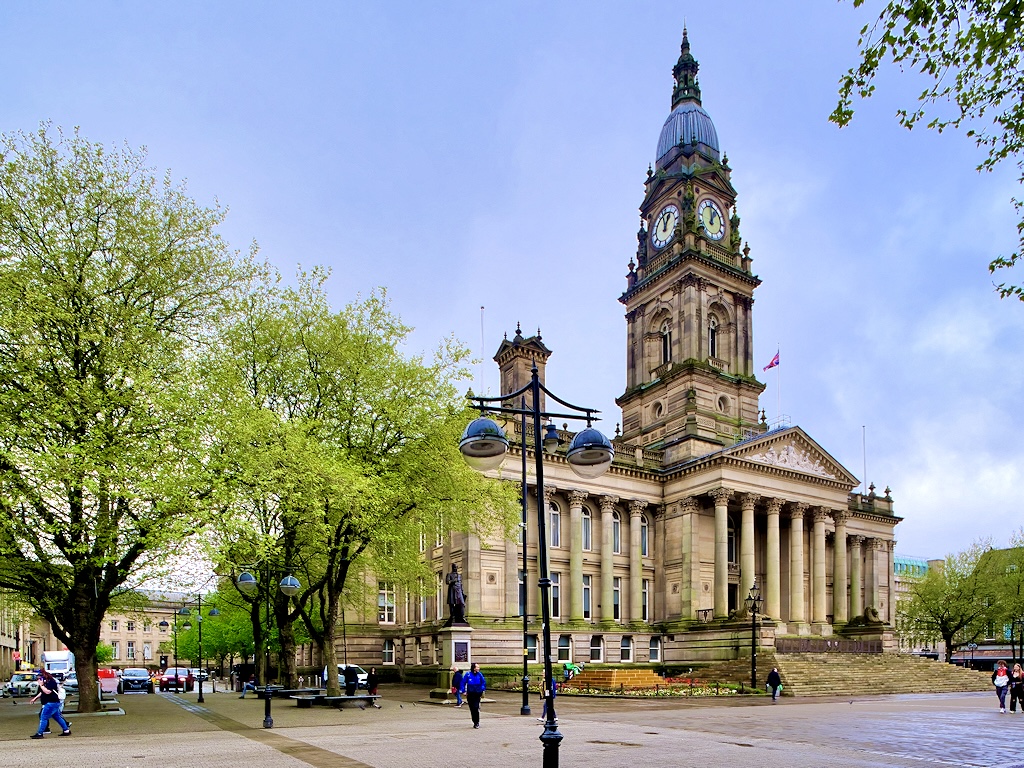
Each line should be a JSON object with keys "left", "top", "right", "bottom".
{"left": 4, "top": 1, "right": 1022, "bottom": 559}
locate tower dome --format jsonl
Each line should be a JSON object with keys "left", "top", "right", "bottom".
{"left": 655, "top": 28, "right": 720, "bottom": 168}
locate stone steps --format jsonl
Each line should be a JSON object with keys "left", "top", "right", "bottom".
{"left": 570, "top": 667, "right": 665, "bottom": 690}
{"left": 697, "top": 652, "right": 992, "bottom": 697}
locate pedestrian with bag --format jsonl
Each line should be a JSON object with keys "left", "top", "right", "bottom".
{"left": 462, "top": 663, "right": 486, "bottom": 728}
{"left": 28, "top": 670, "right": 71, "bottom": 739}
{"left": 450, "top": 665, "right": 464, "bottom": 708}
{"left": 766, "top": 667, "right": 782, "bottom": 702}
{"left": 1009, "top": 662, "right": 1024, "bottom": 713}
{"left": 993, "top": 659, "right": 1010, "bottom": 713}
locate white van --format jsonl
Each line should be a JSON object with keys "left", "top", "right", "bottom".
{"left": 323, "top": 664, "right": 368, "bottom": 689}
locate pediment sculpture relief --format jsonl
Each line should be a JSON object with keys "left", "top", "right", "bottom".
{"left": 743, "top": 443, "right": 836, "bottom": 479}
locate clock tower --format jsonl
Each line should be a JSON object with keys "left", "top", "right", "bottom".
{"left": 617, "top": 29, "right": 765, "bottom": 463}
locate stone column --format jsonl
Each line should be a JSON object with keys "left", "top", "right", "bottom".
{"left": 811, "top": 508, "right": 829, "bottom": 625}
{"left": 504, "top": 538, "right": 520, "bottom": 617}
{"left": 765, "top": 498, "right": 784, "bottom": 620}
{"left": 629, "top": 500, "right": 647, "bottom": 623}
{"left": 831, "top": 511, "right": 849, "bottom": 623}
{"left": 867, "top": 538, "right": 880, "bottom": 613}
{"left": 567, "top": 490, "right": 587, "bottom": 622}
{"left": 710, "top": 488, "right": 733, "bottom": 618}
{"left": 887, "top": 540, "right": 897, "bottom": 624}
{"left": 788, "top": 504, "right": 807, "bottom": 624}
{"left": 740, "top": 493, "right": 759, "bottom": 599}
{"left": 849, "top": 535, "right": 864, "bottom": 617}
{"left": 600, "top": 495, "right": 618, "bottom": 625}
{"left": 680, "top": 497, "right": 699, "bottom": 619}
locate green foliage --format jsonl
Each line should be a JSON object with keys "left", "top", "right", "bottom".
{"left": 896, "top": 541, "right": 1000, "bottom": 660}
{"left": 833, "top": 0, "right": 1024, "bottom": 296}
{"left": 95, "top": 643, "right": 114, "bottom": 665}
{"left": 0, "top": 124, "right": 246, "bottom": 709}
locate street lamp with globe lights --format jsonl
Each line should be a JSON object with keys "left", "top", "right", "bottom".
{"left": 179, "top": 595, "right": 220, "bottom": 704}
{"left": 744, "top": 583, "right": 763, "bottom": 689}
{"left": 236, "top": 568, "right": 301, "bottom": 728}
{"left": 460, "top": 361, "right": 614, "bottom": 768}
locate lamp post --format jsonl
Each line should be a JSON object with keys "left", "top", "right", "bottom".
{"left": 520, "top": 397, "right": 531, "bottom": 717}
{"left": 967, "top": 642, "right": 978, "bottom": 669}
{"left": 180, "top": 594, "right": 220, "bottom": 704}
{"left": 237, "top": 568, "right": 301, "bottom": 729}
{"left": 460, "top": 362, "right": 614, "bottom": 768}
{"left": 744, "top": 583, "right": 763, "bottom": 689}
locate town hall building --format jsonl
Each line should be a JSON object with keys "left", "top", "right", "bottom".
{"left": 342, "top": 31, "right": 900, "bottom": 672}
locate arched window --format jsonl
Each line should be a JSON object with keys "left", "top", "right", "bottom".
{"left": 661, "top": 319, "right": 672, "bottom": 364}
{"left": 549, "top": 501, "right": 561, "bottom": 548}
{"left": 590, "top": 635, "right": 604, "bottom": 662}
{"left": 649, "top": 636, "right": 661, "bottom": 662}
{"left": 558, "top": 635, "right": 572, "bottom": 662}
{"left": 640, "top": 514, "right": 650, "bottom": 557}
{"left": 709, "top": 316, "right": 719, "bottom": 358}
{"left": 582, "top": 508, "right": 592, "bottom": 551}
{"left": 620, "top": 636, "right": 633, "bottom": 662}
{"left": 612, "top": 511, "right": 621, "bottom": 554}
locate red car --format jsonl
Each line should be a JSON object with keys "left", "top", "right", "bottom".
{"left": 158, "top": 667, "right": 194, "bottom": 692}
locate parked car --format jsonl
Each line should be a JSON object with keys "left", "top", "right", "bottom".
{"left": 5, "top": 672, "right": 39, "bottom": 697}
{"left": 324, "top": 664, "right": 368, "bottom": 689}
{"left": 158, "top": 667, "right": 194, "bottom": 692}
{"left": 62, "top": 670, "right": 79, "bottom": 693}
{"left": 189, "top": 668, "right": 209, "bottom": 682}
{"left": 119, "top": 667, "right": 155, "bottom": 694}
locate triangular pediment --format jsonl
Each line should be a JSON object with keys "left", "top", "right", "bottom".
{"left": 725, "top": 426, "right": 858, "bottom": 486}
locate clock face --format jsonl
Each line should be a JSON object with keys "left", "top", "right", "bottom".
{"left": 651, "top": 204, "right": 679, "bottom": 248}
{"left": 698, "top": 199, "right": 725, "bottom": 240}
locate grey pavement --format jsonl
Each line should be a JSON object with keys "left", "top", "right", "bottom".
{"left": 0, "top": 683, "right": 1017, "bottom": 768}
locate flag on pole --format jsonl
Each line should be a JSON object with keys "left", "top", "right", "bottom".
{"left": 763, "top": 351, "right": 779, "bottom": 371}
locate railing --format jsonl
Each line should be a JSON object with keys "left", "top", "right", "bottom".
{"left": 776, "top": 638, "right": 883, "bottom": 654}
{"left": 704, "top": 241, "right": 737, "bottom": 267}
{"left": 696, "top": 609, "right": 713, "bottom": 623}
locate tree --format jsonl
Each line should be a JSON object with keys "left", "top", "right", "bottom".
{"left": 832, "top": 0, "right": 1024, "bottom": 296}
{"left": 0, "top": 125, "right": 244, "bottom": 711}
{"left": 212, "top": 272, "right": 518, "bottom": 694}
{"left": 978, "top": 532, "right": 1024, "bottom": 662}
{"left": 897, "top": 542, "right": 1000, "bottom": 662}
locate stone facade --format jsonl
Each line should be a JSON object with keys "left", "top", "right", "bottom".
{"left": 305, "top": 30, "right": 901, "bottom": 673}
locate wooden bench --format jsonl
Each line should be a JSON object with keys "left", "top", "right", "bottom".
{"left": 256, "top": 686, "right": 323, "bottom": 700}
{"left": 291, "top": 693, "right": 381, "bottom": 709}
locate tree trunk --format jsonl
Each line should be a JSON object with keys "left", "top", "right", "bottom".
{"left": 68, "top": 641, "right": 100, "bottom": 713}
{"left": 274, "top": 591, "right": 298, "bottom": 688}
{"left": 322, "top": 599, "right": 342, "bottom": 696}
{"left": 942, "top": 631, "right": 955, "bottom": 664}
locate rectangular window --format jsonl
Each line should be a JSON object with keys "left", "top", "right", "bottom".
{"left": 378, "top": 582, "right": 396, "bottom": 624}
{"left": 649, "top": 636, "right": 661, "bottom": 662}
{"left": 589, "top": 635, "right": 603, "bottom": 662}
{"left": 550, "top": 572, "right": 560, "bottom": 618}
{"left": 419, "top": 577, "right": 427, "bottom": 622}
{"left": 525, "top": 635, "right": 538, "bottom": 662}
{"left": 110, "top": 620, "right": 118, "bottom": 632}
{"left": 126, "top": 641, "right": 135, "bottom": 660}
{"left": 383, "top": 639, "right": 395, "bottom": 664}
{"left": 519, "top": 569, "right": 526, "bottom": 617}
{"left": 436, "top": 572, "right": 444, "bottom": 620}
{"left": 620, "top": 636, "right": 632, "bottom": 662}
{"left": 126, "top": 620, "right": 135, "bottom": 632}
{"left": 613, "top": 577, "right": 621, "bottom": 621}
{"left": 550, "top": 504, "right": 561, "bottom": 548}
{"left": 582, "top": 513, "right": 592, "bottom": 551}
{"left": 143, "top": 642, "right": 152, "bottom": 661}
{"left": 582, "top": 575, "right": 592, "bottom": 620}
{"left": 111, "top": 641, "right": 120, "bottom": 660}
{"left": 143, "top": 620, "right": 152, "bottom": 633}
{"left": 557, "top": 635, "right": 571, "bottom": 662}
{"left": 642, "top": 578, "right": 650, "bottom": 622}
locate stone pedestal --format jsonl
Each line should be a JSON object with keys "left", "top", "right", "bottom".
{"left": 430, "top": 624, "right": 473, "bottom": 700}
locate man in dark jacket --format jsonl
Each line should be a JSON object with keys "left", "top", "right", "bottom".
{"left": 343, "top": 665, "right": 359, "bottom": 697}
{"left": 767, "top": 668, "right": 782, "bottom": 701}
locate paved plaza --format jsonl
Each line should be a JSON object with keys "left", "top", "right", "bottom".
{"left": 0, "top": 684, "right": 1017, "bottom": 768}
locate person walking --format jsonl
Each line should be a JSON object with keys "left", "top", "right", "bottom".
{"left": 28, "top": 670, "right": 71, "bottom": 739}
{"left": 343, "top": 665, "right": 359, "bottom": 697}
{"left": 1009, "top": 663, "right": 1024, "bottom": 713}
{"left": 766, "top": 667, "right": 782, "bottom": 702}
{"left": 367, "top": 667, "right": 379, "bottom": 696}
{"left": 450, "top": 665, "right": 464, "bottom": 707}
{"left": 993, "top": 659, "right": 1010, "bottom": 713}
{"left": 538, "top": 678, "right": 558, "bottom": 722}
{"left": 462, "top": 663, "right": 486, "bottom": 728}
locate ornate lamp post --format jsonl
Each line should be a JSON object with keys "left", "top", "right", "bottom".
{"left": 180, "top": 594, "right": 220, "bottom": 704}
{"left": 460, "top": 362, "right": 614, "bottom": 768}
{"left": 744, "top": 583, "right": 763, "bottom": 689}
{"left": 236, "top": 568, "right": 301, "bottom": 728}
{"left": 967, "top": 642, "right": 978, "bottom": 669}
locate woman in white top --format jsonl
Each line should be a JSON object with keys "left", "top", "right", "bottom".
{"left": 992, "top": 659, "right": 1010, "bottom": 713}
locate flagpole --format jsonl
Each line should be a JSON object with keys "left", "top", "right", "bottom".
{"left": 776, "top": 342, "right": 781, "bottom": 424}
